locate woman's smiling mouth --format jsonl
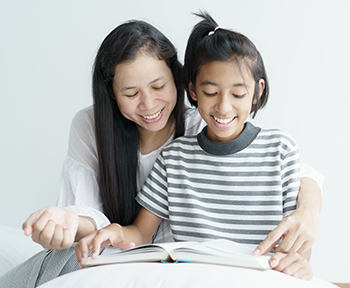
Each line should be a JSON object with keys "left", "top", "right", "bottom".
{"left": 140, "top": 108, "right": 164, "bottom": 120}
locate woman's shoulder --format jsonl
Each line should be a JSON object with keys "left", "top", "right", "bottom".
{"left": 71, "top": 105, "right": 94, "bottom": 127}
{"left": 68, "top": 105, "right": 96, "bottom": 147}
{"left": 184, "top": 107, "right": 206, "bottom": 136}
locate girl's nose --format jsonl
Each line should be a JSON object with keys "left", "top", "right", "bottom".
{"left": 215, "top": 93, "right": 232, "bottom": 115}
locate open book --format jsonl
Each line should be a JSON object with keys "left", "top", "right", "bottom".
{"left": 85, "top": 239, "right": 271, "bottom": 270}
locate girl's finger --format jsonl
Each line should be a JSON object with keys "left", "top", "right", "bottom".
{"left": 254, "top": 226, "right": 284, "bottom": 255}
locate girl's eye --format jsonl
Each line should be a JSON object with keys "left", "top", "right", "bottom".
{"left": 234, "top": 94, "right": 245, "bottom": 98}
{"left": 125, "top": 92, "right": 138, "bottom": 97}
{"left": 203, "top": 91, "right": 217, "bottom": 96}
{"left": 153, "top": 84, "right": 165, "bottom": 91}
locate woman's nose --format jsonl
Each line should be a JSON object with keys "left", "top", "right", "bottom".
{"left": 139, "top": 90, "right": 155, "bottom": 110}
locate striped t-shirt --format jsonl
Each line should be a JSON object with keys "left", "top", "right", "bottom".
{"left": 136, "top": 122, "right": 300, "bottom": 245}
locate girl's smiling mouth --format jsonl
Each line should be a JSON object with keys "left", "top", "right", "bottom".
{"left": 212, "top": 115, "right": 236, "bottom": 124}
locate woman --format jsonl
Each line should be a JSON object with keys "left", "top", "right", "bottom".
{"left": 0, "top": 19, "right": 323, "bottom": 287}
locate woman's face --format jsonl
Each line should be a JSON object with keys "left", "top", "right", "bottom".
{"left": 113, "top": 52, "right": 177, "bottom": 134}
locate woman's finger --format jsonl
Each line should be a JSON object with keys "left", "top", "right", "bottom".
{"left": 35, "top": 220, "right": 55, "bottom": 248}
{"left": 22, "top": 207, "right": 51, "bottom": 236}
{"left": 50, "top": 224, "right": 64, "bottom": 250}
{"left": 30, "top": 210, "right": 53, "bottom": 242}
{"left": 61, "top": 228, "right": 74, "bottom": 249}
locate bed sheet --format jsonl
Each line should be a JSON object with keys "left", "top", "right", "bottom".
{"left": 38, "top": 262, "right": 336, "bottom": 288}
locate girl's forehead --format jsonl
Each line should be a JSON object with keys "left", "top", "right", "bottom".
{"left": 198, "top": 60, "right": 253, "bottom": 81}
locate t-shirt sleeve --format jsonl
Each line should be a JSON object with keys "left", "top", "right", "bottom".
{"left": 136, "top": 152, "right": 170, "bottom": 220}
{"left": 300, "top": 163, "right": 325, "bottom": 192}
{"left": 280, "top": 135, "right": 300, "bottom": 218}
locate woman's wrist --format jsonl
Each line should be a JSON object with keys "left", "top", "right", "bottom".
{"left": 75, "top": 216, "right": 97, "bottom": 242}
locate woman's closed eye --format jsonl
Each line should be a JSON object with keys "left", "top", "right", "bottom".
{"left": 125, "top": 91, "right": 138, "bottom": 97}
{"left": 234, "top": 93, "right": 245, "bottom": 98}
{"left": 153, "top": 84, "right": 165, "bottom": 91}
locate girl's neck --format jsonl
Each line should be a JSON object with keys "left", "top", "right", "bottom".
{"left": 138, "top": 116, "right": 175, "bottom": 155}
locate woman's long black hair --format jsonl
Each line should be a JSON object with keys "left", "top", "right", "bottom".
{"left": 92, "top": 20, "right": 185, "bottom": 225}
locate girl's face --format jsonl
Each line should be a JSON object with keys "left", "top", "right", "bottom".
{"left": 190, "top": 60, "right": 264, "bottom": 143}
{"left": 113, "top": 52, "right": 177, "bottom": 134}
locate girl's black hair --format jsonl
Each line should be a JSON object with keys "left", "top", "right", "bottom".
{"left": 93, "top": 20, "right": 185, "bottom": 225}
{"left": 183, "top": 11, "right": 269, "bottom": 118}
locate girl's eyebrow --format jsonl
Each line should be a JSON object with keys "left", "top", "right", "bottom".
{"left": 199, "top": 80, "right": 248, "bottom": 88}
{"left": 120, "top": 76, "right": 165, "bottom": 92}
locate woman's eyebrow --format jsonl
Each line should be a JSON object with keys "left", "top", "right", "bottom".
{"left": 149, "top": 76, "right": 165, "bottom": 85}
{"left": 120, "top": 76, "right": 166, "bottom": 92}
{"left": 121, "top": 86, "right": 137, "bottom": 92}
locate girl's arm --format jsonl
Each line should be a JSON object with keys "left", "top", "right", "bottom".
{"left": 254, "top": 177, "right": 322, "bottom": 256}
{"left": 75, "top": 207, "right": 162, "bottom": 266}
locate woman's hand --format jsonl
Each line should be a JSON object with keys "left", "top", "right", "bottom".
{"left": 253, "top": 206, "right": 319, "bottom": 256}
{"left": 22, "top": 206, "right": 79, "bottom": 250}
{"left": 75, "top": 224, "right": 135, "bottom": 266}
{"left": 269, "top": 251, "right": 313, "bottom": 281}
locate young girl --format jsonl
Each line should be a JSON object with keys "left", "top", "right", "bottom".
{"left": 75, "top": 12, "right": 313, "bottom": 280}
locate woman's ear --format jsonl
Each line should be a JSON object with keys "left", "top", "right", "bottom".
{"left": 189, "top": 82, "right": 198, "bottom": 101}
{"left": 253, "top": 79, "right": 265, "bottom": 104}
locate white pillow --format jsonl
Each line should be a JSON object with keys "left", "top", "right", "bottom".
{"left": 0, "top": 225, "right": 43, "bottom": 277}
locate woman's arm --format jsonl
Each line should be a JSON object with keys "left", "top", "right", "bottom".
{"left": 254, "top": 177, "right": 322, "bottom": 255}
{"left": 23, "top": 107, "right": 112, "bottom": 249}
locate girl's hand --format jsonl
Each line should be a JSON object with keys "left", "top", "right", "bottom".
{"left": 75, "top": 224, "right": 135, "bottom": 266}
{"left": 22, "top": 206, "right": 79, "bottom": 250}
{"left": 253, "top": 206, "right": 318, "bottom": 255}
{"left": 269, "top": 251, "right": 313, "bottom": 281}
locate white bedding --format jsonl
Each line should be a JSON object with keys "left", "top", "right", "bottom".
{"left": 38, "top": 262, "right": 336, "bottom": 288}
{"left": 0, "top": 225, "right": 43, "bottom": 277}
{"left": 0, "top": 225, "right": 337, "bottom": 288}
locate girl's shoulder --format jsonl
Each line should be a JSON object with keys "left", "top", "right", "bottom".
{"left": 256, "top": 127, "right": 298, "bottom": 152}
{"left": 184, "top": 107, "right": 206, "bottom": 136}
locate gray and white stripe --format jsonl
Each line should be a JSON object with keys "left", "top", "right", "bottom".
{"left": 137, "top": 124, "right": 300, "bottom": 245}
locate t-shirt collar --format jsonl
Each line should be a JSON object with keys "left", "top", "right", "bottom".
{"left": 197, "top": 122, "right": 261, "bottom": 155}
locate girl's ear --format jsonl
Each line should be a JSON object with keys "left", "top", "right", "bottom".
{"left": 189, "top": 82, "right": 198, "bottom": 101}
{"left": 253, "top": 79, "right": 265, "bottom": 104}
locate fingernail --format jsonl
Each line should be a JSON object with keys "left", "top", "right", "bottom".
{"left": 253, "top": 249, "right": 260, "bottom": 256}
{"left": 92, "top": 252, "right": 98, "bottom": 258}
{"left": 270, "top": 260, "right": 278, "bottom": 268}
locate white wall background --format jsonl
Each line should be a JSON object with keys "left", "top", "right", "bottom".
{"left": 1, "top": 0, "right": 349, "bottom": 283}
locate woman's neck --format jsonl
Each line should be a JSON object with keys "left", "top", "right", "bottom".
{"left": 138, "top": 117, "right": 175, "bottom": 155}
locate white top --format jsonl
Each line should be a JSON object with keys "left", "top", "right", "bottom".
{"left": 56, "top": 106, "right": 325, "bottom": 231}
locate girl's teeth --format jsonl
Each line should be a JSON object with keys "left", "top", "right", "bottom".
{"left": 143, "top": 109, "right": 162, "bottom": 120}
{"left": 213, "top": 116, "right": 234, "bottom": 124}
